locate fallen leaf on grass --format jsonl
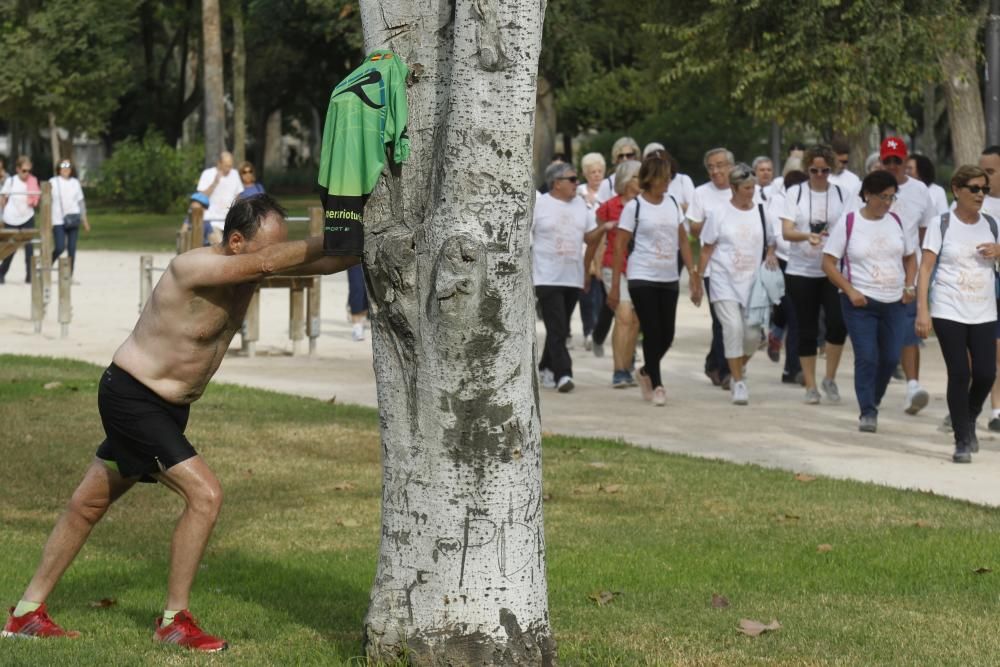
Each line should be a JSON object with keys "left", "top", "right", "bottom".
{"left": 794, "top": 473, "right": 816, "bottom": 483}
{"left": 43, "top": 381, "right": 63, "bottom": 390}
{"left": 974, "top": 567, "right": 993, "bottom": 574}
{"left": 88, "top": 598, "right": 116, "bottom": 608}
{"left": 599, "top": 484, "right": 622, "bottom": 494}
{"left": 327, "top": 396, "right": 337, "bottom": 404}
{"left": 588, "top": 590, "right": 621, "bottom": 606}
{"left": 914, "top": 520, "right": 931, "bottom": 528}
{"left": 333, "top": 481, "right": 356, "bottom": 491}
{"left": 243, "top": 468, "right": 254, "bottom": 478}
{"left": 737, "top": 618, "right": 781, "bottom": 637}
{"left": 587, "top": 462, "right": 609, "bottom": 469}
{"left": 817, "top": 544, "right": 834, "bottom": 553}
{"left": 776, "top": 513, "right": 800, "bottom": 523}
{"left": 336, "top": 518, "right": 360, "bottom": 528}
{"left": 711, "top": 593, "right": 730, "bottom": 609}
{"left": 542, "top": 493, "right": 552, "bottom": 502}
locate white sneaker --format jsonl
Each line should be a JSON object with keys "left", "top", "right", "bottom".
{"left": 583, "top": 334, "right": 593, "bottom": 352}
{"left": 557, "top": 375, "right": 575, "bottom": 393}
{"left": 732, "top": 380, "right": 749, "bottom": 405}
{"left": 652, "top": 386, "right": 666, "bottom": 406}
{"left": 540, "top": 369, "right": 556, "bottom": 389}
{"left": 351, "top": 322, "right": 365, "bottom": 341}
{"left": 904, "top": 385, "right": 929, "bottom": 415}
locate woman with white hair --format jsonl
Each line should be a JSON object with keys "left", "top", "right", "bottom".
{"left": 608, "top": 152, "right": 698, "bottom": 406}
{"left": 577, "top": 152, "right": 607, "bottom": 350}
{"left": 584, "top": 159, "right": 643, "bottom": 387}
{"left": 598, "top": 136, "right": 641, "bottom": 201}
{"left": 533, "top": 161, "right": 599, "bottom": 393}
{"left": 694, "top": 164, "right": 779, "bottom": 405}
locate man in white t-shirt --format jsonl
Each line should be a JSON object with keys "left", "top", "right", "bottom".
{"left": 978, "top": 146, "right": 1000, "bottom": 431}
{"left": 196, "top": 151, "right": 243, "bottom": 237}
{"left": 752, "top": 156, "right": 776, "bottom": 202}
{"left": 881, "top": 136, "right": 935, "bottom": 415}
{"left": 830, "top": 138, "right": 862, "bottom": 200}
{"left": 687, "top": 147, "right": 738, "bottom": 387}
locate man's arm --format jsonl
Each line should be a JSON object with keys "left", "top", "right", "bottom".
{"left": 279, "top": 254, "right": 361, "bottom": 276}
{"left": 171, "top": 236, "right": 326, "bottom": 288}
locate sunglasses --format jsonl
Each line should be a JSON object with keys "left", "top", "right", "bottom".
{"left": 962, "top": 184, "right": 991, "bottom": 195}
{"left": 617, "top": 152, "right": 636, "bottom": 160}
{"left": 808, "top": 167, "right": 831, "bottom": 175}
{"left": 838, "top": 159, "right": 849, "bottom": 166}
{"left": 558, "top": 175, "right": 579, "bottom": 183}
{"left": 19, "top": 169, "right": 30, "bottom": 174}
{"left": 882, "top": 156, "right": 903, "bottom": 166}
{"left": 59, "top": 162, "right": 71, "bottom": 169}
{"left": 241, "top": 169, "right": 254, "bottom": 174}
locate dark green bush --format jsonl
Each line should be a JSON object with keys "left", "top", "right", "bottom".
{"left": 95, "top": 132, "right": 202, "bottom": 212}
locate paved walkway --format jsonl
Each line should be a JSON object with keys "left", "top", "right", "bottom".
{"left": 3, "top": 250, "right": 999, "bottom": 507}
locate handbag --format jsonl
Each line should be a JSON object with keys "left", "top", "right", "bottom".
{"left": 56, "top": 177, "right": 82, "bottom": 229}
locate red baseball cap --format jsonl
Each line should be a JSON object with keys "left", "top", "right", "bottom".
{"left": 880, "top": 136, "right": 908, "bottom": 161}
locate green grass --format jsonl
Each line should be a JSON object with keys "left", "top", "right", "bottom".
{"left": 84, "top": 195, "right": 322, "bottom": 252}
{"left": 2, "top": 354, "right": 1000, "bottom": 665}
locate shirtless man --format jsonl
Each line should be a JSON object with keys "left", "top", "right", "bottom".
{"left": 2, "top": 194, "right": 357, "bottom": 651}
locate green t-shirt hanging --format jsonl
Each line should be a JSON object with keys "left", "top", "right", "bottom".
{"left": 317, "top": 50, "right": 410, "bottom": 256}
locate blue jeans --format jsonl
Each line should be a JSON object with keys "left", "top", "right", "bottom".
{"left": 578, "top": 278, "right": 604, "bottom": 338}
{"left": 347, "top": 263, "right": 369, "bottom": 315}
{"left": 52, "top": 224, "right": 81, "bottom": 274}
{"left": 840, "top": 294, "right": 906, "bottom": 418}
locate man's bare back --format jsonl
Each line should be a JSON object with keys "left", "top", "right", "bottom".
{"left": 112, "top": 211, "right": 355, "bottom": 404}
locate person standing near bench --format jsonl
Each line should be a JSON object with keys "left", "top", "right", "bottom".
{"left": 0, "top": 155, "right": 40, "bottom": 284}
{"left": 2, "top": 195, "right": 358, "bottom": 650}
{"left": 50, "top": 159, "right": 90, "bottom": 277}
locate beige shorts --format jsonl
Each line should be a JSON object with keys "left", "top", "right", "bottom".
{"left": 601, "top": 267, "right": 631, "bottom": 303}
{"left": 712, "top": 300, "right": 761, "bottom": 359}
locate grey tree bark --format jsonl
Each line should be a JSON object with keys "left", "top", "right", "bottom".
{"left": 201, "top": 0, "right": 226, "bottom": 164}
{"left": 357, "top": 1, "right": 555, "bottom": 664}
{"left": 940, "top": 18, "right": 986, "bottom": 166}
{"left": 232, "top": 1, "right": 247, "bottom": 164}
{"left": 262, "top": 109, "right": 282, "bottom": 174}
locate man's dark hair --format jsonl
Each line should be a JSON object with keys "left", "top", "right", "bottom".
{"left": 783, "top": 169, "right": 809, "bottom": 190}
{"left": 909, "top": 154, "right": 936, "bottom": 187}
{"left": 859, "top": 170, "right": 898, "bottom": 200}
{"left": 222, "top": 193, "right": 287, "bottom": 243}
{"left": 830, "top": 137, "right": 850, "bottom": 155}
{"left": 983, "top": 145, "right": 1000, "bottom": 157}
{"left": 787, "top": 141, "right": 805, "bottom": 154}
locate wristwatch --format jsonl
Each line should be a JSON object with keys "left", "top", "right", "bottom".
{"left": 903, "top": 286, "right": 916, "bottom": 294}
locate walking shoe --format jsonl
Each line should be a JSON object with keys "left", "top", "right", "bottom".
{"left": 612, "top": 370, "right": 630, "bottom": 388}
{"left": 859, "top": 415, "right": 877, "bottom": 433}
{"left": 767, "top": 333, "right": 781, "bottom": 362}
{"left": 556, "top": 376, "right": 574, "bottom": 393}
{"left": 989, "top": 416, "right": 1000, "bottom": 433}
{"left": 592, "top": 341, "right": 604, "bottom": 358}
{"left": 539, "top": 368, "right": 556, "bottom": 389}
{"left": 154, "top": 611, "right": 227, "bottom": 652}
{"left": 970, "top": 421, "right": 980, "bottom": 454}
{"left": 3, "top": 604, "right": 80, "bottom": 639}
{"left": 821, "top": 377, "right": 841, "bottom": 403}
{"left": 952, "top": 441, "right": 972, "bottom": 464}
{"left": 804, "top": 388, "right": 821, "bottom": 405}
{"left": 583, "top": 334, "right": 593, "bottom": 352}
{"left": 940, "top": 414, "right": 953, "bottom": 433}
{"left": 704, "top": 368, "right": 722, "bottom": 386}
{"left": 637, "top": 369, "right": 653, "bottom": 401}
{"left": 721, "top": 375, "right": 732, "bottom": 391}
{"left": 904, "top": 386, "right": 929, "bottom": 415}
{"left": 652, "top": 386, "right": 666, "bottom": 407}
{"left": 351, "top": 322, "right": 365, "bottom": 342}
{"left": 624, "top": 370, "right": 637, "bottom": 387}
{"left": 731, "top": 380, "right": 749, "bottom": 405}
{"left": 892, "top": 365, "right": 905, "bottom": 381}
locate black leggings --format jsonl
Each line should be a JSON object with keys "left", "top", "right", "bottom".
{"left": 785, "top": 274, "right": 847, "bottom": 357}
{"left": 628, "top": 283, "right": 679, "bottom": 388}
{"left": 933, "top": 318, "right": 997, "bottom": 445}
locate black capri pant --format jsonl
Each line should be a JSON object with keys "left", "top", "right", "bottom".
{"left": 933, "top": 317, "right": 997, "bottom": 445}
{"left": 784, "top": 274, "right": 847, "bottom": 357}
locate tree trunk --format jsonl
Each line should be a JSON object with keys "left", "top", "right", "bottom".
{"left": 941, "top": 19, "right": 986, "bottom": 166}
{"left": 533, "top": 76, "right": 556, "bottom": 189}
{"left": 357, "top": 1, "right": 555, "bottom": 664}
{"left": 232, "top": 0, "right": 247, "bottom": 164}
{"left": 262, "top": 109, "right": 282, "bottom": 175}
{"left": 48, "top": 112, "right": 60, "bottom": 171}
{"left": 202, "top": 0, "right": 226, "bottom": 164}
{"left": 920, "top": 83, "right": 939, "bottom": 163}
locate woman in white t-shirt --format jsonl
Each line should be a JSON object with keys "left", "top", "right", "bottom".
{"left": 781, "top": 144, "right": 850, "bottom": 405}
{"left": 696, "top": 164, "right": 778, "bottom": 406}
{"left": 767, "top": 169, "right": 808, "bottom": 383}
{"left": 608, "top": 152, "right": 698, "bottom": 406}
{"left": 823, "top": 171, "right": 917, "bottom": 433}
{"left": 916, "top": 165, "right": 1000, "bottom": 463}
{"left": 532, "top": 162, "right": 599, "bottom": 393}
{"left": 50, "top": 159, "right": 90, "bottom": 276}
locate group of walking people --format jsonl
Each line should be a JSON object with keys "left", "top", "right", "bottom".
{"left": 532, "top": 135, "right": 1000, "bottom": 464}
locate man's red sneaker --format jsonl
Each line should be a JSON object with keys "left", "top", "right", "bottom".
{"left": 154, "top": 611, "right": 227, "bottom": 652}
{"left": 2, "top": 604, "right": 81, "bottom": 639}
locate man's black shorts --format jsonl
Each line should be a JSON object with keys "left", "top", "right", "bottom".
{"left": 95, "top": 363, "right": 197, "bottom": 483}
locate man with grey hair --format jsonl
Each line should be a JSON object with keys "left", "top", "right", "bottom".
{"left": 688, "top": 147, "right": 751, "bottom": 388}
{"left": 533, "top": 161, "right": 600, "bottom": 393}
{"left": 752, "top": 156, "right": 775, "bottom": 200}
